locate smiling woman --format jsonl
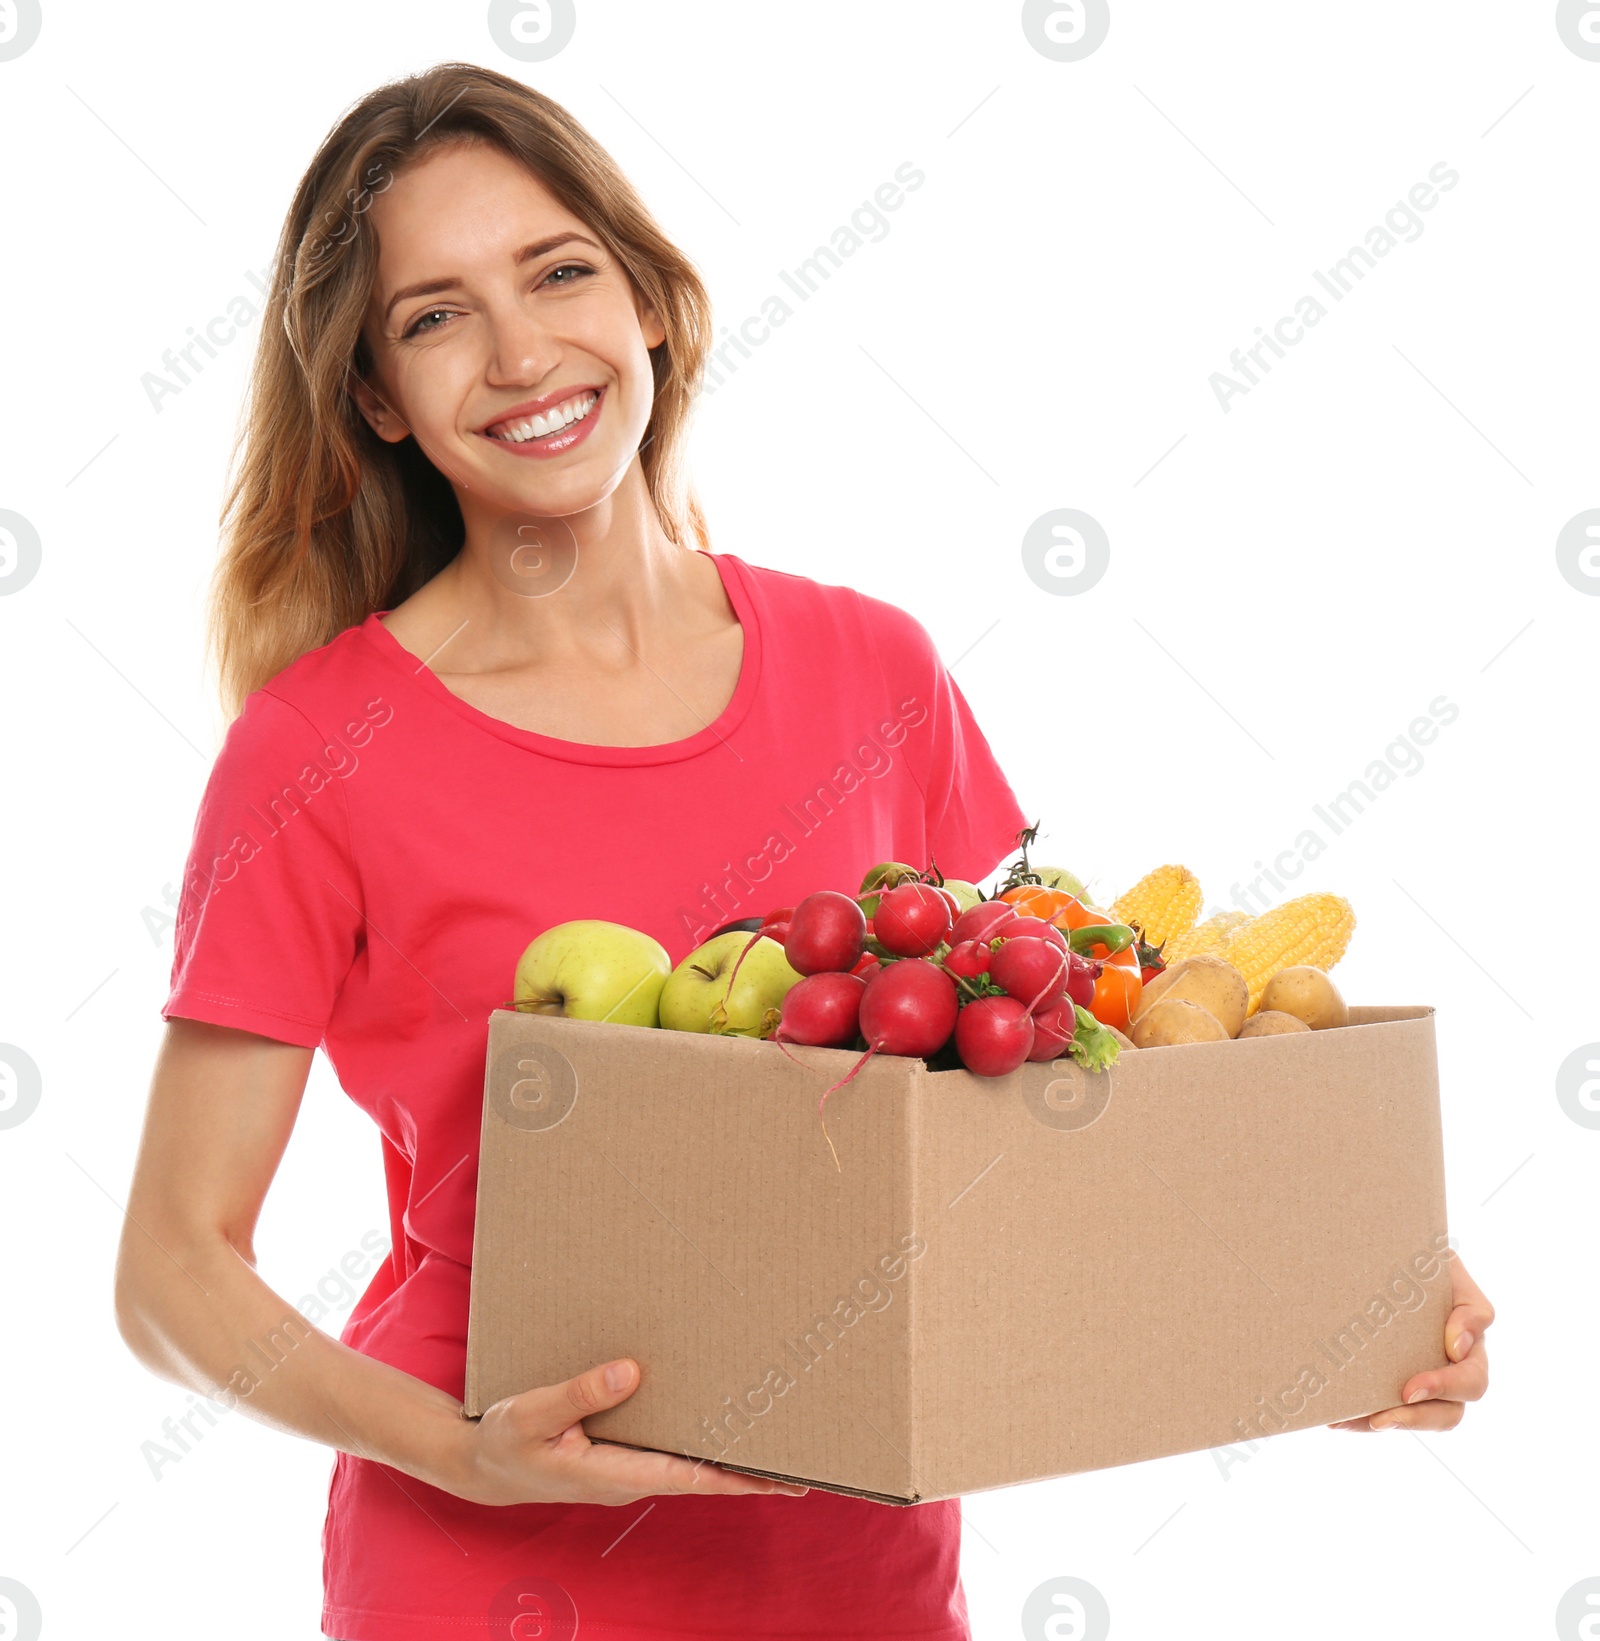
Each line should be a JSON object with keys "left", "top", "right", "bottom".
{"left": 114, "top": 58, "right": 1033, "bottom": 1641}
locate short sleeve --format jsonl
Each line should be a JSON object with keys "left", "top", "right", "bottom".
{"left": 859, "top": 594, "right": 1031, "bottom": 884}
{"left": 163, "top": 689, "right": 367, "bottom": 1048}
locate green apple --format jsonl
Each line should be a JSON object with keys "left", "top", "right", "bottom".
{"left": 1035, "top": 865, "right": 1088, "bottom": 899}
{"left": 942, "top": 878, "right": 984, "bottom": 914}
{"left": 659, "top": 931, "right": 804, "bottom": 1038}
{"left": 513, "top": 920, "right": 672, "bottom": 1027}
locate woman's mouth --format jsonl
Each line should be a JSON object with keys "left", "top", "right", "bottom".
{"left": 481, "top": 388, "right": 603, "bottom": 457}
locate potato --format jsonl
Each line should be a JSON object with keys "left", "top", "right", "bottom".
{"left": 1257, "top": 965, "right": 1348, "bottom": 1030}
{"left": 1134, "top": 954, "right": 1249, "bottom": 1038}
{"left": 1129, "top": 997, "right": 1230, "bottom": 1048}
{"left": 1238, "top": 1009, "right": 1312, "bottom": 1038}
{"left": 1106, "top": 1024, "right": 1137, "bottom": 1051}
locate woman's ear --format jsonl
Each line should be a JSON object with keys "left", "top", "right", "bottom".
{"left": 349, "top": 366, "right": 412, "bottom": 443}
{"left": 635, "top": 290, "right": 668, "bottom": 352}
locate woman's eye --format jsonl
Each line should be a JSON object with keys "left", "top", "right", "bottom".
{"left": 544, "top": 262, "right": 594, "bottom": 288}
{"left": 404, "top": 307, "right": 453, "bottom": 338}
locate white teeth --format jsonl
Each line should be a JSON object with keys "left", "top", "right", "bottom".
{"left": 488, "top": 391, "right": 598, "bottom": 443}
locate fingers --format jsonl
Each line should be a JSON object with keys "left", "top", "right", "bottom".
{"left": 582, "top": 1441, "right": 809, "bottom": 1500}
{"left": 1444, "top": 1256, "right": 1495, "bottom": 1363}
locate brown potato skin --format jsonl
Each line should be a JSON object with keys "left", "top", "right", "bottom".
{"left": 1129, "top": 997, "right": 1230, "bottom": 1048}
{"left": 1238, "top": 1009, "right": 1313, "bottom": 1038}
{"left": 1257, "top": 966, "right": 1349, "bottom": 1030}
{"left": 1134, "top": 955, "right": 1249, "bottom": 1037}
{"left": 1106, "top": 1025, "right": 1137, "bottom": 1050}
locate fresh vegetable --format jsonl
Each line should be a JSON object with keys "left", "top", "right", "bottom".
{"left": 1004, "top": 915, "right": 1069, "bottom": 951}
{"left": 1065, "top": 951, "right": 1099, "bottom": 1009}
{"left": 1256, "top": 965, "right": 1349, "bottom": 1029}
{"left": 1220, "top": 898, "right": 1357, "bottom": 1012}
{"left": 1068, "top": 1005, "right": 1121, "bottom": 1071}
{"left": 783, "top": 890, "right": 867, "bottom": 976}
{"left": 1066, "top": 923, "right": 1137, "bottom": 958}
{"left": 954, "top": 994, "right": 1036, "bottom": 1077}
{"left": 1130, "top": 997, "right": 1230, "bottom": 1048}
{"left": 1135, "top": 954, "right": 1248, "bottom": 1038}
{"left": 1088, "top": 949, "right": 1142, "bottom": 1032}
{"left": 1110, "top": 865, "right": 1203, "bottom": 949}
{"left": 988, "top": 935, "right": 1069, "bottom": 1010}
{"left": 944, "top": 938, "right": 993, "bottom": 981}
{"left": 1027, "top": 996, "right": 1077, "bottom": 1061}
{"left": 874, "top": 882, "right": 954, "bottom": 957}
{"left": 1238, "top": 1009, "right": 1312, "bottom": 1038}
{"left": 951, "top": 900, "right": 1020, "bottom": 946}
{"left": 1162, "top": 909, "right": 1252, "bottom": 965}
{"left": 774, "top": 971, "right": 868, "bottom": 1048}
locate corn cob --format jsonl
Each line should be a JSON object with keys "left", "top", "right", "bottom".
{"left": 1219, "top": 893, "right": 1357, "bottom": 1013}
{"left": 1162, "top": 908, "right": 1251, "bottom": 965}
{"left": 1110, "top": 865, "right": 1203, "bottom": 948}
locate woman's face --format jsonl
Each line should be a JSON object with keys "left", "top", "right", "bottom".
{"left": 352, "top": 139, "right": 666, "bottom": 521}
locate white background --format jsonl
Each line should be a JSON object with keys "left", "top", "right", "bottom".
{"left": 1, "top": 2, "right": 1595, "bottom": 1637}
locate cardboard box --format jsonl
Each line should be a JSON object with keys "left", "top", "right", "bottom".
{"left": 464, "top": 1005, "right": 1451, "bottom": 1504}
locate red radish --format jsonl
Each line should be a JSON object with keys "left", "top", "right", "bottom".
{"left": 850, "top": 953, "right": 881, "bottom": 979}
{"left": 811, "top": 960, "right": 959, "bottom": 1171}
{"left": 859, "top": 958, "right": 959, "bottom": 1054}
{"left": 775, "top": 971, "right": 867, "bottom": 1048}
{"left": 950, "top": 900, "right": 1018, "bottom": 946}
{"left": 874, "top": 883, "right": 954, "bottom": 957}
{"left": 1027, "top": 996, "right": 1076, "bottom": 1061}
{"left": 784, "top": 890, "right": 867, "bottom": 975}
{"left": 1065, "top": 951, "right": 1099, "bottom": 1008}
{"left": 943, "top": 938, "right": 992, "bottom": 980}
{"left": 1003, "top": 915, "right": 1067, "bottom": 950}
{"left": 930, "top": 884, "right": 963, "bottom": 920}
{"left": 988, "top": 936, "right": 1068, "bottom": 1009}
{"left": 954, "top": 995, "right": 1036, "bottom": 1077}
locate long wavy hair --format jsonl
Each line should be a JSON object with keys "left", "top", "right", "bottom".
{"left": 208, "top": 61, "right": 714, "bottom": 719}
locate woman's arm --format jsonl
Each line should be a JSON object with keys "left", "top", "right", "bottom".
{"left": 114, "top": 1019, "right": 806, "bottom": 1504}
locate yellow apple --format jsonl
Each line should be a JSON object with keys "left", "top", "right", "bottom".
{"left": 513, "top": 920, "right": 672, "bottom": 1027}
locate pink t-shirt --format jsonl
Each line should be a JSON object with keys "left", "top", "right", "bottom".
{"left": 163, "top": 549, "right": 1030, "bottom": 1641}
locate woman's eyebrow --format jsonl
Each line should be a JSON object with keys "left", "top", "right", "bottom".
{"left": 382, "top": 233, "right": 604, "bottom": 321}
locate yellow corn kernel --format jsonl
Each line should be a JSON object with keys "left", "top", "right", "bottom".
{"left": 1110, "top": 865, "right": 1203, "bottom": 949}
{"left": 1162, "top": 908, "right": 1251, "bottom": 964}
{"left": 1222, "top": 894, "right": 1357, "bottom": 1012}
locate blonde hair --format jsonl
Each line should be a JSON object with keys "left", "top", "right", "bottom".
{"left": 208, "top": 61, "right": 713, "bottom": 719}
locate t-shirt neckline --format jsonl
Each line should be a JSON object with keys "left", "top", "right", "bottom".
{"left": 357, "top": 549, "right": 761, "bottom": 767}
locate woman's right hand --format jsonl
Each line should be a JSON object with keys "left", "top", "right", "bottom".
{"left": 454, "top": 1357, "right": 810, "bottom": 1506}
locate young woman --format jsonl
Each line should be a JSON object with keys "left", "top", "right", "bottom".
{"left": 113, "top": 61, "right": 1493, "bottom": 1641}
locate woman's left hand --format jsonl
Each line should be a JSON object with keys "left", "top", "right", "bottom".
{"left": 1329, "top": 1253, "right": 1493, "bottom": 1432}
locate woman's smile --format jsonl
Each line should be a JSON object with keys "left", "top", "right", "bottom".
{"left": 478, "top": 384, "right": 604, "bottom": 458}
